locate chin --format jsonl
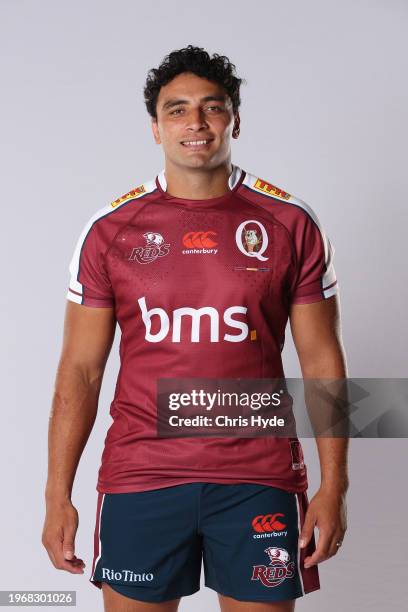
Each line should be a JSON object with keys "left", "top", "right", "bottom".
{"left": 179, "top": 157, "right": 214, "bottom": 170}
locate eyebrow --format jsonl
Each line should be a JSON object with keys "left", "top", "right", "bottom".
{"left": 161, "top": 95, "right": 227, "bottom": 111}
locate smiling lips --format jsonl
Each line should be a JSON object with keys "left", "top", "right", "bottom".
{"left": 181, "top": 138, "right": 214, "bottom": 149}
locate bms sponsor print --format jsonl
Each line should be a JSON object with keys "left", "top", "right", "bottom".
{"left": 138, "top": 296, "right": 251, "bottom": 343}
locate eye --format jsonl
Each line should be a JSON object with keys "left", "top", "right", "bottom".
{"left": 206, "top": 106, "right": 222, "bottom": 112}
{"left": 170, "top": 108, "right": 184, "bottom": 115}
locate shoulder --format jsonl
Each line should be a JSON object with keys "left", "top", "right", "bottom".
{"left": 109, "top": 176, "right": 158, "bottom": 210}
{"left": 240, "top": 169, "right": 323, "bottom": 231}
{"left": 77, "top": 176, "right": 159, "bottom": 239}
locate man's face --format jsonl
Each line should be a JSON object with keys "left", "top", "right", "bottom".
{"left": 151, "top": 72, "right": 240, "bottom": 170}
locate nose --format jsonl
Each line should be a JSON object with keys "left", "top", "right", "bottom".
{"left": 186, "top": 107, "right": 209, "bottom": 131}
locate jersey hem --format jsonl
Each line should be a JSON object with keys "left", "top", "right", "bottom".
{"left": 96, "top": 477, "right": 309, "bottom": 495}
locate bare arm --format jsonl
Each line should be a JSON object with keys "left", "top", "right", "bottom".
{"left": 289, "top": 295, "right": 349, "bottom": 567}
{"left": 42, "top": 301, "right": 116, "bottom": 574}
{"left": 290, "top": 294, "right": 349, "bottom": 493}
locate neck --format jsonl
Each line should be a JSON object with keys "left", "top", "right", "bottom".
{"left": 163, "top": 160, "right": 233, "bottom": 200}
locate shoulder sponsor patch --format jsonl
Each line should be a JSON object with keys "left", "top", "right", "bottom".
{"left": 253, "top": 178, "right": 291, "bottom": 201}
{"left": 111, "top": 184, "right": 146, "bottom": 208}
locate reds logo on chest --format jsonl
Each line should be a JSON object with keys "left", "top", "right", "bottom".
{"left": 128, "top": 232, "right": 170, "bottom": 264}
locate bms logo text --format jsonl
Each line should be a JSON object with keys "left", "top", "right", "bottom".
{"left": 138, "top": 296, "right": 251, "bottom": 343}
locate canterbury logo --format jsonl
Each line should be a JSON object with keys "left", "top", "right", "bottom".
{"left": 182, "top": 231, "right": 217, "bottom": 248}
{"left": 252, "top": 514, "right": 287, "bottom": 533}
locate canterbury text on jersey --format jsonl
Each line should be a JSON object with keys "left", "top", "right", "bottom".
{"left": 66, "top": 164, "right": 339, "bottom": 494}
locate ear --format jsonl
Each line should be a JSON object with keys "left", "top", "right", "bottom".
{"left": 151, "top": 118, "right": 161, "bottom": 144}
{"left": 232, "top": 112, "right": 241, "bottom": 139}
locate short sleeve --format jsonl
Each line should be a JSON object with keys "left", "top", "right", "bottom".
{"left": 290, "top": 208, "right": 339, "bottom": 305}
{"left": 66, "top": 217, "right": 114, "bottom": 308}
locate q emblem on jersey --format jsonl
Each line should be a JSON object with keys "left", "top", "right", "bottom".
{"left": 235, "top": 220, "right": 269, "bottom": 262}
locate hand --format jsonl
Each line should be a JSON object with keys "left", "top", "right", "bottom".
{"left": 299, "top": 487, "right": 347, "bottom": 568}
{"left": 41, "top": 500, "right": 86, "bottom": 574}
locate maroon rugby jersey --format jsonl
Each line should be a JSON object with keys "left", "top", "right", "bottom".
{"left": 66, "top": 164, "right": 338, "bottom": 494}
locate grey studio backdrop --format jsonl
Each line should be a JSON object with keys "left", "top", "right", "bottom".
{"left": 1, "top": 0, "right": 407, "bottom": 610}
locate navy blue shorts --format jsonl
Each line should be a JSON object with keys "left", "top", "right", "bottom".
{"left": 90, "top": 483, "right": 320, "bottom": 604}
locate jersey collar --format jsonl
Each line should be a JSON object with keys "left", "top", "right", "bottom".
{"left": 156, "top": 164, "right": 244, "bottom": 193}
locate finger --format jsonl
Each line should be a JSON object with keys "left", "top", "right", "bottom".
{"left": 48, "top": 536, "right": 84, "bottom": 574}
{"left": 43, "top": 535, "right": 62, "bottom": 569}
{"left": 57, "top": 558, "right": 86, "bottom": 574}
{"left": 43, "top": 533, "right": 85, "bottom": 573}
{"left": 54, "top": 550, "right": 85, "bottom": 572}
{"left": 327, "top": 533, "right": 345, "bottom": 558}
{"left": 299, "top": 510, "right": 317, "bottom": 549}
{"left": 70, "top": 556, "right": 86, "bottom": 567}
{"left": 62, "top": 525, "right": 77, "bottom": 561}
{"left": 45, "top": 546, "right": 58, "bottom": 569}
{"left": 304, "top": 531, "right": 332, "bottom": 568}
{"left": 56, "top": 549, "right": 86, "bottom": 573}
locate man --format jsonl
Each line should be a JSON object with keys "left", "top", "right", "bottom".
{"left": 42, "top": 45, "right": 348, "bottom": 612}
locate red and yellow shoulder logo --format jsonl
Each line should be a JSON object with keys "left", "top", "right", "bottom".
{"left": 111, "top": 184, "right": 146, "bottom": 208}
{"left": 253, "top": 178, "right": 291, "bottom": 201}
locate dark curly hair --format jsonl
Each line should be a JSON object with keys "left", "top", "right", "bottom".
{"left": 144, "top": 45, "right": 244, "bottom": 119}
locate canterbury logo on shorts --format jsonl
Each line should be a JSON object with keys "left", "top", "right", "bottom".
{"left": 252, "top": 513, "right": 287, "bottom": 533}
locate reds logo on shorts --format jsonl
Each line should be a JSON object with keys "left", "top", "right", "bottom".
{"left": 251, "top": 547, "right": 295, "bottom": 588}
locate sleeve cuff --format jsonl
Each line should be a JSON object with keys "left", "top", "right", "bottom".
{"left": 291, "top": 280, "right": 339, "bottom": 305}
{"left": 66, "top": 287, "right": 114, "bottom": 308}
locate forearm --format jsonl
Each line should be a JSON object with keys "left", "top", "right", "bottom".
{"left": 300, "top": 338, "right": 349, "bottom": 495}
{"left": 45, "top": 361, "right": 102, "bottom": 504}
{"left": 315, "top": 437, "right": 349, "bottom": 495}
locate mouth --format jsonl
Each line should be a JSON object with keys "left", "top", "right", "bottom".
{"left": 180, "top": 138, "right": 214, "bottom": 150}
